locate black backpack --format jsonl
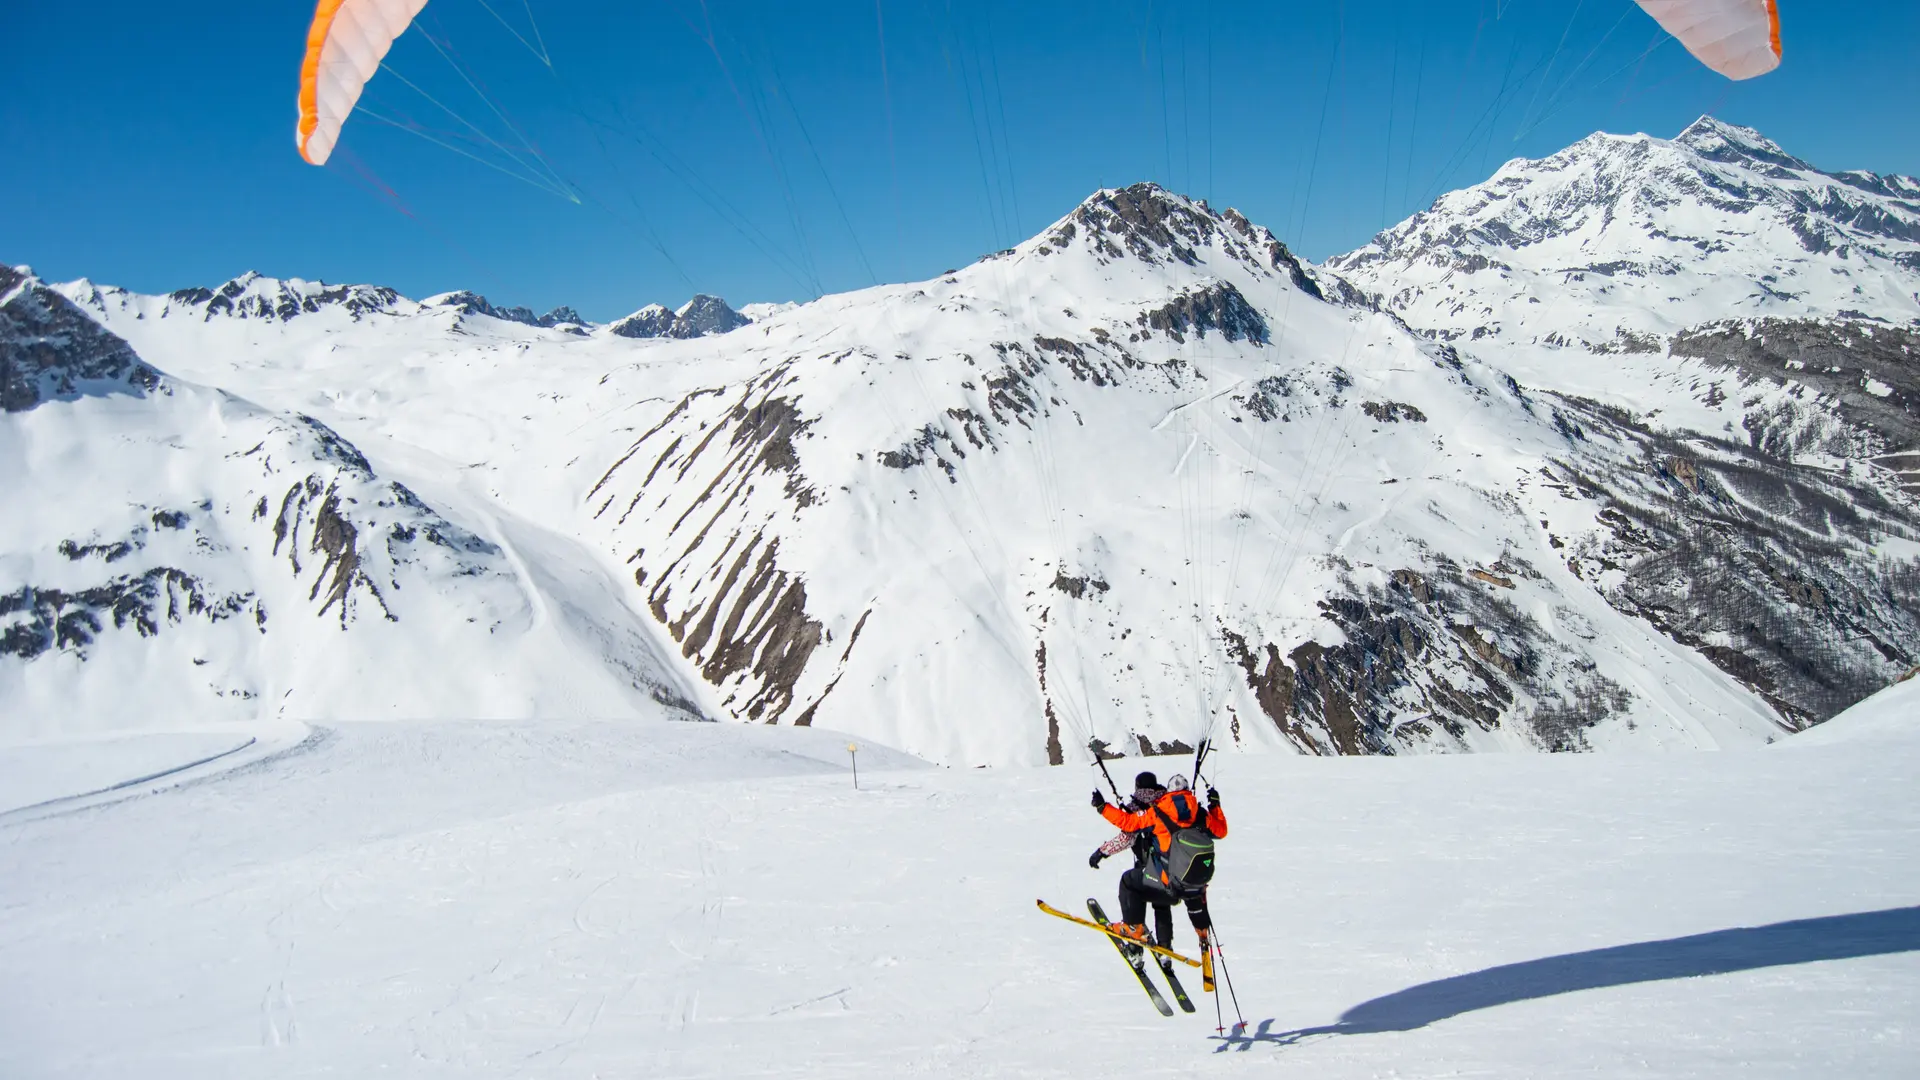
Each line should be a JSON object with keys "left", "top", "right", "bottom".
{"left": 1153, "top": 793, "right": 1216, "bottom": 892}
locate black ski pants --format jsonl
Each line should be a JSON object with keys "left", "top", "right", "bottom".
{"left": 1118, "top": 867, "right": 1210, "bottom": 948}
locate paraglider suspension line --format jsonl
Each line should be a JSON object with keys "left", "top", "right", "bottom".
{"left": 1092, "top": 748, "right": 1122, "bottom": 801}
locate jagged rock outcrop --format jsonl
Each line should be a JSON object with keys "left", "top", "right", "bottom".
{"left": 1043, "top": 183, "right": 1323, "bottom": 296}
{"left": 609, "top": 304, "right": 676, "bottom": 339}
{"left": 609, "top": 295, "right": 751, "bottom": 339}
{"left": 160, "top": 272, "right": 402, "bottom": 323}
{"left": 1223, "top": 558, "right": 1635, "bottom": 755}
{"left": 1134, "top": 282, "right": 1269, "bottom": 345}
{"left": 3, "top": 264, "right": 162, "bottom": 411}
{"left": 427, "top": 290, "right": 584, "bottom": 329}
{"left": 669, "top": 294, "right": 750, "bottom": 338}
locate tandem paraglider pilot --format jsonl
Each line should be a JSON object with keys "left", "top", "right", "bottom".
{"left": 1088, "top": 770, "right": 1227, "bottom": 952}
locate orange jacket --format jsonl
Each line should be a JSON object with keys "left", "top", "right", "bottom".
{"left": 1098, "top": 788, "right": 1227, "bottom": 860}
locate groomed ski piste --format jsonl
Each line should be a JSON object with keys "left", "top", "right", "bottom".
{"left": 4, "top": 677, "right": 1916, "bottom": 1078}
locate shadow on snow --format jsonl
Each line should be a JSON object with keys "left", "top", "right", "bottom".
{"left": 1214, "top": 905, "right": 1920, "bottom": 1052}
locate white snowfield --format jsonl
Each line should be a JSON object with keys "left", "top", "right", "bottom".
{"left": 2, "top": 701, "right": 1916, "bottom": 1077}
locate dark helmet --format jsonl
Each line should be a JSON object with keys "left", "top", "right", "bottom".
{"left": 1134, "top": 770, "right": 1159, "bottom": 790}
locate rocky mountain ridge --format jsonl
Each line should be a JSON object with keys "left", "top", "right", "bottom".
{"left": 609, "top": 294, "right": 752, "bottom": 339}
{"left": 59, "top": 270, "right": 769, "bottom": 340}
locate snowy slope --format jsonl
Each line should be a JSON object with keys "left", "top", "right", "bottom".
{"left": 1, "top": 713, "right": 1915, "bottom": 1077}
{"left": 1790, "top": 672, "right": 1920, "bottom": 745}
{"left": 2, "top": 266, "right": 701, "bottom": 742}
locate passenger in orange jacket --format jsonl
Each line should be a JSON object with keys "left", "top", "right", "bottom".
{"left": 1090, "top": 770, "right": 1226, "bottom": 950}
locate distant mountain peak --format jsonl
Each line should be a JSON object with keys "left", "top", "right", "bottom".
{"left": 1039, "top": 181, "right": 1324, "bottom": 298}
{"left": 671, "top": 294, "right": 749, "bottom": 338}
{"left": 1673, "top": 114, "right": 1807, "bottom": 171}
{"left": 608, "top": 303, "right": 675, "bottom": 339}
{"left": 1050, "top": 182, "right": 1220, "bottom": 268}
{"left": 612, "top": 295, "right": 749, "bottom": 340}
{"left": 424, "top": 290, "right": 583, "bottom": 330}
{"left": 1327, "top": 117, "right": 1920, "bottom": 346}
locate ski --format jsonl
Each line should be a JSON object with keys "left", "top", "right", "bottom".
{"left": 1033, "top": 900, "right": 1202, "bottom": 967}
{"left": 1155, "top": 952, "right": 1197, "bottom": 1013}
{"left": 1085, "top": 898, "right": 1173, "bottom": 1017}
{"left": 1200, "top": 938, "right": 1216, "bottom": 993}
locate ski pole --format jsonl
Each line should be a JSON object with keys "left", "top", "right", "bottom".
{"left": 1213, "top": 923, "right": 1246, "bottom": 1030}
{"left": 1209, "top": 936, "right": 1226, "bottom": 1033}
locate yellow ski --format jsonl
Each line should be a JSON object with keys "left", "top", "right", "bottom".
{"left": 1035, "top": 899, "right": 1203, "bottom": 968}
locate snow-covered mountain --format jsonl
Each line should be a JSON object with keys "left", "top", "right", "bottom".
{"left": 1326, "top": 117, "right": 1920, "bottom": 488}
{"left": 10, "top": 118, "right": 1919, "bottom": 764}
{"left": 1318, "top": 118, "right": 1920, "bottom": 730}
{"left": 2, "top": 265, "right": 701, "bottom": 738}
{"left": 1330, "top": 117, "right": 1920, "bottom": 346}
{"left": 567, "top": 180, "right": 1914, "bottom": 760}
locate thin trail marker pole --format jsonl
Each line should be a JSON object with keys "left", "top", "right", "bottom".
{"left": 848, "top": 743, "right": 859, "bottom": 790}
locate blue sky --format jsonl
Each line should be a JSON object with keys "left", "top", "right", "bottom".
{"left": 6, "top": 1, "right": 1917, "bottom": 320}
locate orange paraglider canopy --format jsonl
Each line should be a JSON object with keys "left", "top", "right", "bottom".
{"left": 297, "top": 0, "right": 431, "bottom": 165}
{"left": 1633, "top": 0, "right": 1782, "bottom": 81}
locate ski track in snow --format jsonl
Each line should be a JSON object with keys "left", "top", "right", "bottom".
{"left": 2, "top": 701, "right": 1917, "bottom": 1078}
